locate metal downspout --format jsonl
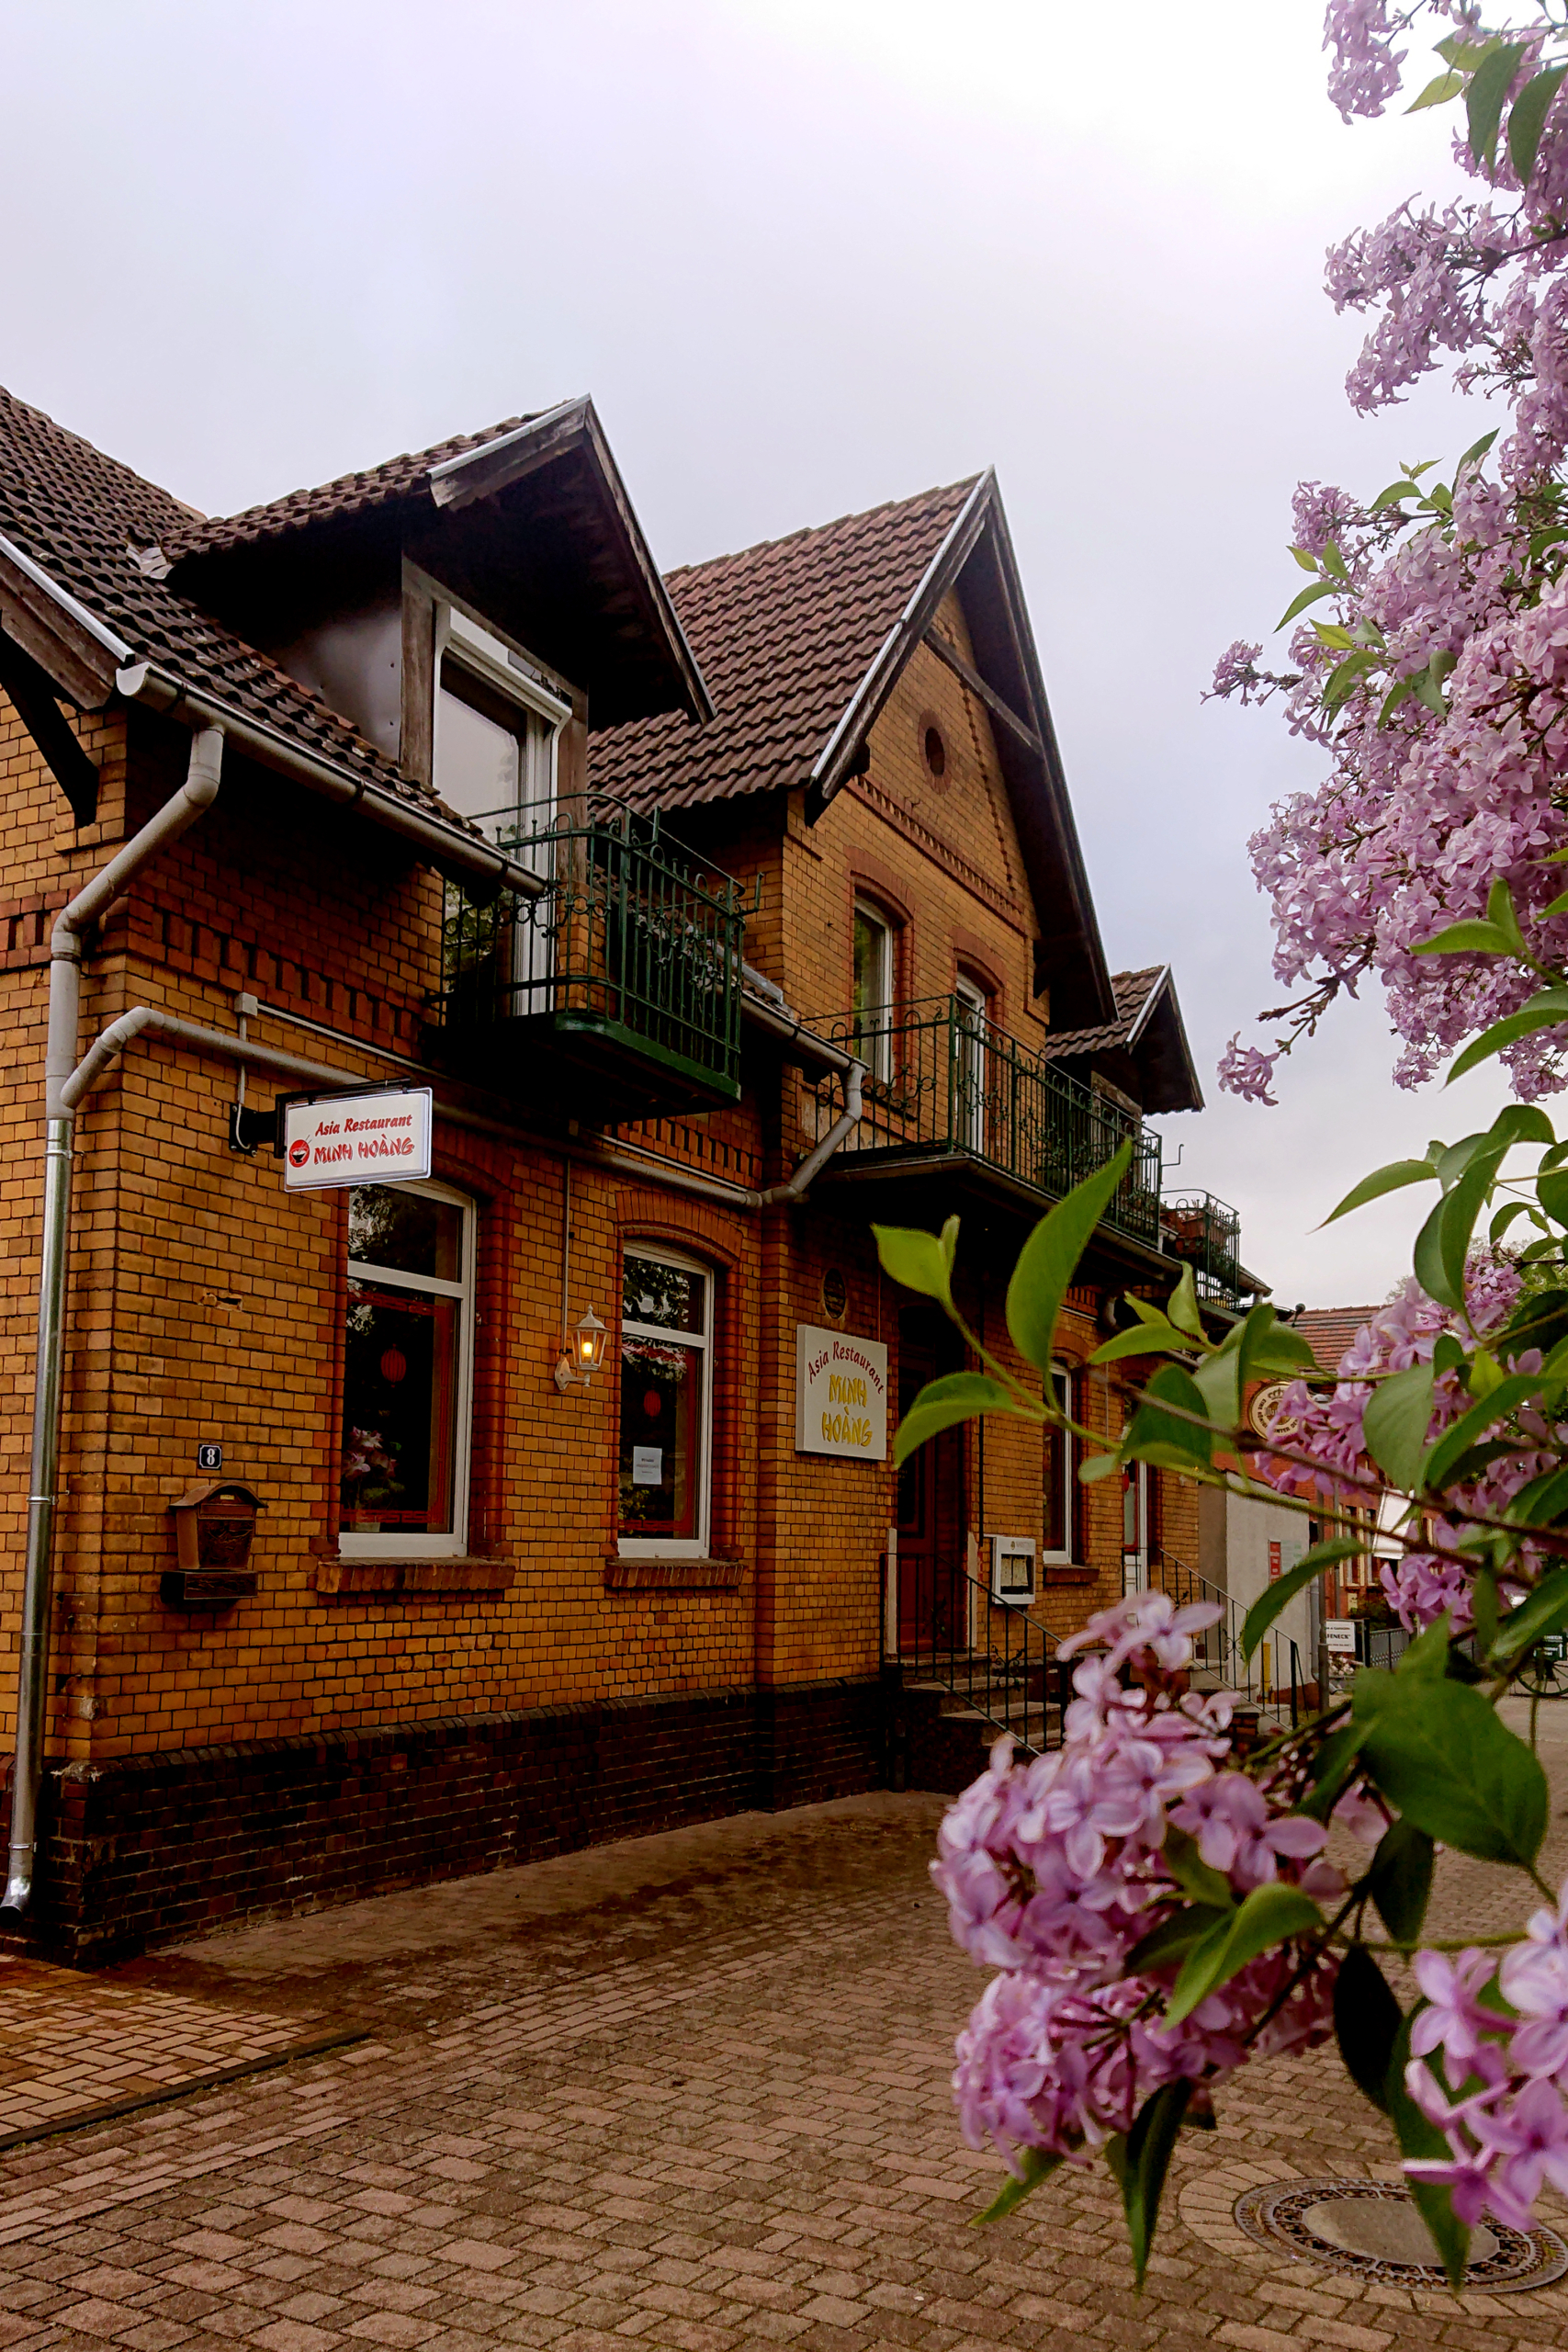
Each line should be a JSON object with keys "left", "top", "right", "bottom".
{"left": 2, "top": 726, "right": 225, "bottom": 1922}
{"left": 749, "top": 1060, "right": 865, "bottom": 1207}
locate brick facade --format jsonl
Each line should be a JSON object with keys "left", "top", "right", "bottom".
{"left": 0, "top": 447, "right": 1222, "bottom": 1961}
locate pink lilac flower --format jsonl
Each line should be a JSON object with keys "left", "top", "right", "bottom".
{"left": 1324, "top": 0, "right": 1405, "bottom": 123}
{"left": 936, "top": 1593, "right": 1337, "bottom": 2172}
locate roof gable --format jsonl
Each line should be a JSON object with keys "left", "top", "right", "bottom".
{"left": 1040, "top": 965, "right": 1204, "bottom": 1115}
{"left": 590, "top": 473, "right": 1116, "bottom": 1025}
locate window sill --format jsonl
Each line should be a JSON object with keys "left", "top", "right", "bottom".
{"left": 1043, "top": 1566, "right": 1098, "bottom": 1587}
{"left": 313, "top": 1555, "right": 513, "bottom": 1598}
{"left": 604, "top": 1557, "right": 743, "bottom": 1592}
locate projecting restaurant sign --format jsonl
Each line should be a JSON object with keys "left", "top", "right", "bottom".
{"left": 795, "top": 1324, "right": 888, "bottom": 1460}
{"left": 283, "top": 1088, "right": 434, "bottom": 1191}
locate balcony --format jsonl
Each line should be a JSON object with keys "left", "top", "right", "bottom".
{"left": 806, "top": 995, "right": 1164, "bottom": 1248}
{"left": 1161, "top": 1192, "right": 1248, "bottom": 1305}
{"left": 425, "top": 794, "right": 745, "bottom": 1117}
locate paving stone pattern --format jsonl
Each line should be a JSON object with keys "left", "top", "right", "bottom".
{"left": 0, "top": 1962, "right": 333, "bottom": 2142}
{"left": 2, "top": 1742, "right": 1568, "bottom": 2351}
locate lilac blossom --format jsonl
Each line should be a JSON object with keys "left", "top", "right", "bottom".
{"left": 936, "top": 1593, "right": 1338, "bottom": 2174}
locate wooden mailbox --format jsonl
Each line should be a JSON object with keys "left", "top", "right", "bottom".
{"left": 162, "top": 1479, "right": 264, "bottom": 1607}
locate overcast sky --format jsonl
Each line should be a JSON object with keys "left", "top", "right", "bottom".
{"left": 0, "top": 1, "right": 1516, "bottom": 1306}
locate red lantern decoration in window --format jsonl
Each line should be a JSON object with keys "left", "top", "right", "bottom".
{"left": 379, "top": 1346, "right": 407, "bottom": 1385}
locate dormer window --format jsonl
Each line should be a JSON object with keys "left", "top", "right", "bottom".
{"left": 434, "top": 605, "right": 570, "bottom": 841}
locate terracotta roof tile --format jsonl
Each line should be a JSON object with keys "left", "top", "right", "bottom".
{"left": 0, "top": 384, "right": 445, "bottom": 806}
{"left": 1039, "top": 966, "right": 1166, "bottom": 1060}
{"left": 162, "top": 413, "right": 535, "bottom": 560}
{"left": 1292, "top": 1305, "right": 1383, "bottom": 1374}
{"left": 588, "top": 479, "right": 978, "bottom": 810}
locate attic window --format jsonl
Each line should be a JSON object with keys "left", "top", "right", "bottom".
{"left": 434, "top": 605, "right": 569, "bottom": 839}
{"left": 922, "top": 724, "right": 947, "bottom": 779}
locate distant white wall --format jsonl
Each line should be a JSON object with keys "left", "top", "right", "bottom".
{"left": 1224, "top": 1489, "right": 1315, "bottom": 1684}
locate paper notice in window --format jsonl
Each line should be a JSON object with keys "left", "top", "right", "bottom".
{"left": 632, "top": 1446, "right": 662, "bottom": 1486}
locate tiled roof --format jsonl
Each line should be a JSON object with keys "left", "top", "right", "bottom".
{"left": 1039, "top": 966, "right": 1165, "bottom": 1060}
{"left": 1292, "top": 1306, "right": 1382, "bottom": 1374}
{"left": 588, "top": 480, "right": 978, "bottom": 809}
{"left": 162, "top": 414, "right": 534, "bottom": 560}
{"left": 0, "top": 384, "right": 433, "bottom": 803}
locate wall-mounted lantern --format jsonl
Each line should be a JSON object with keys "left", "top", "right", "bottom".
{"left": 163, "top": 1479, "right": 265, "bottom": 1607}
{"left": 554, "top": 1307, "right": 608, "bottom": 1392}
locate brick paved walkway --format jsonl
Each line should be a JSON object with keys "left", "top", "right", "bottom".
{"left": 3, "top": 1716, "right": 1568, "bottom": 2350}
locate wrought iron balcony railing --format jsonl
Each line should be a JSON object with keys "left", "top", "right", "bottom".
{"left": 427, "top": 792, "right": 744, "bottom": 1105}
{"left": 1161, "top": 1191, "right": 1246, "bottom": 1305}
{"left": 807, "top": 994, "right": 1163, "bottom": 1247}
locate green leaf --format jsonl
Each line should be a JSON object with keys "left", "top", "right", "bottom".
{"left": 1491, "top": 1566, "right": 1568, "bottom": 1664}
{"left": 1413, "top": 1193, "right": 1461, "bottom": 1313}
{"left": 1276, "top": 578, "right": 1342, "bottom": 630}
{"left": 1320, "top": 1158, "right": 1438, "bottom": 1227}
{"left": 1241, "top": 1539, "right": 1364, "bottom": 1661}
{"left": 1320, "top": 539, "right": 1348, "bottom": 581}
{"left": 1334, "top": 1945, "right": 1403, "bottom": 2113}
{"left": 1541, "top": 1166, "right": 1568, "bottom": 1227}
{"left": 1117, "top": 2079, "right": 1193, "bottom": 2290}
{"left": 1313, "top": 620, "right": 1357, "bottom": 651}
{"left": 1505, "top": 1464, "right": 1568, "bottom": 1527}
{"left": 1361, "top": 1363, "right": 1438, "bottom": 1491}
{"left": 1508, "top": 62, "right": 1568, "bottom": 184}
{"left": 1161, "top": 1826, "right": 1236, "bottom": 1911}
{"left": 892, "top": 1373, "right": 1021, "bottom": 1470}
{"left": 1190, "top": 1343, "right": 1240, "bottom": 1432}
{"left": 1358, "top": 1676, "right": 1548, "bottom": 1867}
{"left": 1077, "top": 1449, "right": 1121, "bottom": 1483}
{"left": 1300, "top": 1721, "right": 1367, "bottom": 1821}
{"left": 1290, "top": 544, "right": 1319, "bottom": 572}
{"left": 1456, "top": 426, "right": 1500, "bottom": 476}
{"left": 1411, "top": 918, "right": 1515, "bottom": 958}
{"left": 1445, "top": 989, "right": 1568, "bottom": 1082}
{"left": 1164, "top": 1882, "right": 1324, "bottom": 2029}
{"left": 1166, "top": 1262, "right": 1203, "bottom": 1340}
{"left": 1005, "top": 1139, "right": 1133, "bottom": 1374}
{"left": 1407, "top": 68, "right": 1464, "bottom": 111}
{"left": 1369, "top": 1820, "right": 1436, "bottom": 1946}
{"left": 1387, "top": 2014, "right": 1471, "bottom": 2290}
{"left": 1123, "top": 1362, "right": 1211, "bottom": 1471}
{"left": 1087, "top": 1318, "right": 1192, "bottom": 1367}
{"left": 1126, "top": 1902, "right": 1233, "bottom": 1975}
{"left": 972, "top": 2146, "right": 1064, "bottom": 2226}
{"left": 1396, "top": 1612, "right": 1455, "bottom": 1680}
{"left": 1371, "top": 478, "right": 1425, "bottom": 508}
{"left": 1486, "top": 876, "right": 1530, "bottom": 959}
{"left": 1438, "top": 1145, "right": 1506, "bottom": 1305}
{"left": 1420, "top": 1372, "right": 1545, "bottom": 1490}
{"left": 873, "top": 1219, "right": 958, "bottom": 1310}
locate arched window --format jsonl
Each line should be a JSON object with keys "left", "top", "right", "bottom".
{"left": 852, "top": 899, "right": 897, "bottom": 1083}
{"left": 618, "top": 1246, "right": 715, "bottom": 1557}
{"left": 340, "top": 1179, "right": 477, "bottom": 1557}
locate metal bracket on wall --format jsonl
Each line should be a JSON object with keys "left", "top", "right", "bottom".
{"left": 227, "top": 1102, "right": 278, "bottom": 1155}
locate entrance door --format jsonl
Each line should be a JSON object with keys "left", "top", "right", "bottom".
{"left": 896, "top": 1310, "right": 967, "bottom": 1656}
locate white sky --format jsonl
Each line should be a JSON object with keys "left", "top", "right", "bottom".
{"left": 0, "top": 0, "right": 1519, "bottom": 1306}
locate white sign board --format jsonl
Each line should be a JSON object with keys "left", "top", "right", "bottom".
{"left": 1325, "top": 1618, "right": 1358, "bottom": 1654}
{"left": 283, "top": 1088, "right": 434, "bottom": 1190}
{"left": 795, "top": 1325, "right": 888, "bottom": 1460}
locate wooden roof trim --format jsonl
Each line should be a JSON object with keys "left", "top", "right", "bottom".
{"left": 806, "top": 472, "right": 993, "bottom": 816}
{"left": 427, "top": 395, "right": 714, "bottom": 728}
{"left": 0, "top": 533, "right": 131, "bottom": 710}
{"left": 922, "top": 625, "right": 1043, "bottom": 756}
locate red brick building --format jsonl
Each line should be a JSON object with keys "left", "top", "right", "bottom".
{"left": 0, "top": 390, "right": 1258, "bottom": 1957}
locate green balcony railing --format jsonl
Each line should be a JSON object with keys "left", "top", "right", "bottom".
{"left": 807, "top": 994, "right": 1164, "bottom": 1246}
{"left": 429, "top": 793, "right": 744, "bottom": 1102}
{"left": 1161, "top": 1191, "right": 1247, "bottom": 1305}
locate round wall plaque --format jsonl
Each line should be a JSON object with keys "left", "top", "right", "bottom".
{"left": 821, "top": 1268, "right": 848, "bottom": 1322}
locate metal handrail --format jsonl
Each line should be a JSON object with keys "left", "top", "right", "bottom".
{"left": 430, "top": 789, "right": 745, "bottom": 1091}
{"left": 1145, "top": 1545, "right": 1302, "bottom": 1725}
{"left": 806, "top": 994, "right": 1165, "bottom": 1249}
{"left": 892, "top": 1549, "right": 1066, "bottom": 1756}
{"left": 1160, "top": 1192, "right": 1246, "bottom": 1306}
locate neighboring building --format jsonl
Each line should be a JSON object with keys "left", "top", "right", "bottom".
{"left": 0, "top": 389, "right": 1258, "bottom": 1958}
{"left": 1291, "top": 1305, "right": 1393, "bottom": 1616}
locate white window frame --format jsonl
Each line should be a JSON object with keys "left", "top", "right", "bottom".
{"left": 339, "top": 1178, "right": 477, "bottom": 1560}
{"left": 1043, "top": 1363, "right": 1076, "bottom": 1566}
{"left": 617, "top": 1244, "right": 715, "bottom": 1560}
{"left": 852, "top": 899, "right": 896, "bottom": 1084}
{"left": 954, "top": 972, "right": 988, "bottom": 1153}
{"left": 433, "top": 603, "right": 570, "bottom": 844}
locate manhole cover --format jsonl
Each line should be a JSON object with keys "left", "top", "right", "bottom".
{"left": 1234, "top": 2178, "right": 1568, "bottom": 2292}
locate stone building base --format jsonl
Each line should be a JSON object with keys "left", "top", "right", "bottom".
{"left": 6, "top": 1676, "right": 887, "bottom": 1965}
